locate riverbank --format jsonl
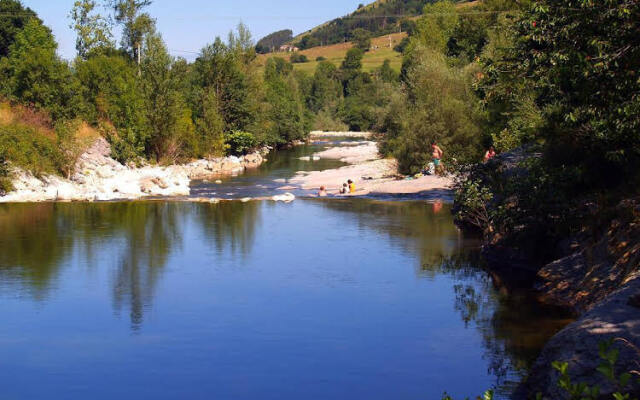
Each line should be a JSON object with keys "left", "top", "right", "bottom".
{"left": 0, "top": 137, "right": 269, "bottom": 202}
{"left": 291, "top": 139, "right": 453, "bottom": 199}
{"left": 453, "top": 150, "right": 640, "bottom": 398}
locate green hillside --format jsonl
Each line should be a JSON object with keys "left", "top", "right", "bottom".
{"left": 292, "top": 0, "right": 431, "bottom": 50}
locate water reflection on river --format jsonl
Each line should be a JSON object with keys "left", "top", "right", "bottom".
{"left": 0, "top": 200, "right": 569, "bottom": 399}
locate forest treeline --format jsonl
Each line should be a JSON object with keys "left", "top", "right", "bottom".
{"left": 293, "top": 0, "right": 432, "bottom": 50}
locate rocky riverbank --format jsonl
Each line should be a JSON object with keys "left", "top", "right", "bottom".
{"left": 513, "top": 198, "right": 640, "bottom": 399}
{"left": 0, "top": 137, "right": 268, "bottom": 202}
{"left": 454, "top": 150, "right": 640, "bottom": 399}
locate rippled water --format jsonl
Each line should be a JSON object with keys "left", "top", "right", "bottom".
{"left": 0, "top": 199, "right": 570, "bottom": 400}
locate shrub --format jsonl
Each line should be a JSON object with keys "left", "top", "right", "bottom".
{"left": 0, "top": 123, "right": 59, "bottom": 176}
{"left": 312, "top": 108, "right": 348, "bottom": 132}
{"left": 454, "top": 178, "right": 493, "bottom": 231}
{"left": 226, "top": 131, "right": 256, "bottom": 156}
{"left": 55, "top": 119, "right": 94, "bottom": 178}
{"left": 290, "top": 53, "right": 308, "bottom": 63}
{"left": 315, "top": 56, "right": 326, "bottom": 62}
{"left": 0, "top": 145, "right": 12, "bottom": 194}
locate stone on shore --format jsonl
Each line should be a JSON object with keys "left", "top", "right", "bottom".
{"left": 0, "top": 137, "right": 268, "bottom": 202}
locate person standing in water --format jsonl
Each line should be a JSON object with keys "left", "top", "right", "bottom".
{"left": 317, "top": 186, "right": 327, "bottom": 197}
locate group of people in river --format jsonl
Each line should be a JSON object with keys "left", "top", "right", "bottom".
{"left": 317, "top": 180, "right": 355, "bottom": 197}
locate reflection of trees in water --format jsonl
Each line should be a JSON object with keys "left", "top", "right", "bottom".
{"left": 195, "top": 201, "right": 260, "bottom": 258}
{"left": 431, "top": 252, "right": 571, "bottom": 397}
{"left": 0, "top": 202, "right": 185, "bottom": 330}
{"left": 316, "top": 199, "right": 570, "bottom": 397}
{"left": 108, "top": 203, "right": 183, "bottom": 330}
{"left": 0, "top": 203, "right": 73, "bottom": 299}
{"left": 317, "top": 199, "right": 470, "bottom": 269}
{"left": 0, "top": 201, "right": 260, "bottom": 330}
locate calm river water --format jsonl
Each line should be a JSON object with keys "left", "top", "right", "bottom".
{"left": 0, "top": 144, "right": 570, "bottom": 399}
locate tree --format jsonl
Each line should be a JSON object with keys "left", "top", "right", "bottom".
{"left": 196, "top": 88, "right": 226, "bottom": 157}
{"left": 351, "top": 28, "right": 371, "bottom": 51}
{"left": 140, "top": 30, "right": 193, "bottom": 161}
{"left": 516, "top": 0, "right": 640, "bottom": 184}
{"left": 110, "top": 0, "right": 154, "bottom": 62}
{"left": 0, "top": 0, "right": 39, "bottom": 58}
{"left": 263, "top": 57, "right": 307, "bottom": 144}
{"left": 194, "top": 33, "right": 257, "bottom": 133}
{"left": 228, "top": 22, "right": 256, "bottom": 65}
{"left": 412, "top": 0, "right": 459, "bottom": 54}
{"left": 381, "top": 46, "right": 482, "bottom": 173}
{"left": 378, "top": 59, "right": 398, "bottom": 83}
{"left": 340, "top": 47, "right": 364, "bottom": 90}
{"left": 289, "top": 53, "right": 308, "bottom": 63}
{"left": 310, "top": 61, "right": 342, "bottom": 112}
{"left": 69, "top": 0, "right": 114, "bottom": 59}
{"left": 75, "top": 51, "right": 148, "bottom": 160}
{"left": 0, "top": 18, "right": 83, "bottom": 120}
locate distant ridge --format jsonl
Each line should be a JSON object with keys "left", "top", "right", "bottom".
{"left": 291, "top": 0, "right": 432, "bottom": 50}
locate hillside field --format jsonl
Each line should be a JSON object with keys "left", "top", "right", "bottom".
{"left": 257, "top": 32, "right": 407, "bottom": 74}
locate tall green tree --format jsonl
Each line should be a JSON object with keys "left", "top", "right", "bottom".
{"left": 75, "top": 51, "right": 148, "bottom": 160}
{"left": 69, "top": 0, "right": 114, "bottom": 58}
{"left": 310, "top": 61, "right": 343, "bottom": 112}
{"left": 0, "top": 18, "right": 82, "bottom": 120}
{"left": 0, "top": 0, "right": 39, "bottom": 58}
{"left": 110, "top": 0, "right": 154, "bottom": 62}
{"left": 140, "top": 30, "right": 194, "bottom": 161}
{"left": 194, "top": 34, "right": 256, "bottom": 133}
{"left": 195, "top": 88, "right": 226, "bottom": 157}
{"left": 263, "top": 57, "right": 307, "bottom": 144}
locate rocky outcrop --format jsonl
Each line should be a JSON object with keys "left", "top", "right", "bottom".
{"left": 515, "top": 274, "right": 640, "bottom": 399}
{"left": 514, "top": 199, "right": 640, "bottom": 399}
{"left": 0, "top": 137, "right": 269, "bottom": 202}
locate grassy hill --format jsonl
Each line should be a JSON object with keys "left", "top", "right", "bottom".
{"left": 257, "top": 32, "right": 407, "bottom": 74}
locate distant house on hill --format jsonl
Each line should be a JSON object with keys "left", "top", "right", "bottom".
{"left": 279, "top": 44, "right": 299, "bottom": 52}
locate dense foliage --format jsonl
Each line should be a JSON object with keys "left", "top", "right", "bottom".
{"left": 0, "top": 0, "right": 321, "bottom": 171}
{"left": 452, "top": 0, "right": 640, "bottom": 264}
{"left": 255, "top": 29, "right": 293, "bottom": 54}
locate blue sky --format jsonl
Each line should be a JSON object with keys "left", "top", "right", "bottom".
{"left": 23, "top": 0, "right": 367, "bottom": 61}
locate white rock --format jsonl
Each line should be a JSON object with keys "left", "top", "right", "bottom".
{"left": 272, "top": 193, "right": 295, "bottom": 202}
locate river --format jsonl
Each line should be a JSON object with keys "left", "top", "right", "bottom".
{"left": 0, "top": 140, "right": 570, "bottom": 399}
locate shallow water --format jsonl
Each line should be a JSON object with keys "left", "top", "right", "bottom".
{"left": 0, "top": 199, "right": 570, "bottom": 399}
{"left": 190, "top": 140, "right": 347, "bottom": 199}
